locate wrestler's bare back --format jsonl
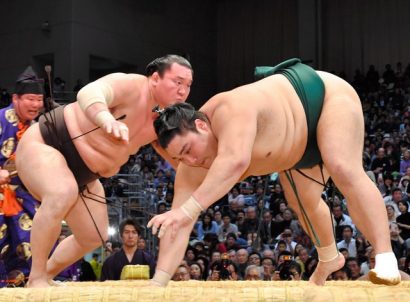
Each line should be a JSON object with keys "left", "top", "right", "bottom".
{"left": 199, "top": 71, "right": 361, "bottom": 178}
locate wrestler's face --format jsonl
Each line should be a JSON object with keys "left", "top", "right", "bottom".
{"left": 152, "top": 63, "right": 193, "bottom": 107}
{"left": 166, "top": 119, "right": 217, "bottom": 168}
{"left": 12, "top": 93, "right": 44, "bottom": 122}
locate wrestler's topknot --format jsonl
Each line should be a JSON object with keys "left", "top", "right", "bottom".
{"left": 154, "top": 103, "right": 208, "bottom": 148}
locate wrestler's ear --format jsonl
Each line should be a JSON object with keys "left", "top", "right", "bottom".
{"left": 195, "top": 119, "right": 209, "bottom": 132}
{"left": 151, "top": 72, "right": 160, "bottom": 85}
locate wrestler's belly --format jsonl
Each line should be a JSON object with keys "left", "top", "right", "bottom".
{"left": 240, "top": 145, "right": 307, "bottom": 179}
{"left": 241, "top": 80, "right": 309, "bottom": 177}
{"left": 64, "top": 104, "right": 155, "bottom": 177}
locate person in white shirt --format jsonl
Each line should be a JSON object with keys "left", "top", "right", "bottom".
{"left": 337, "top": 225, "right": 357, "bottom": 258}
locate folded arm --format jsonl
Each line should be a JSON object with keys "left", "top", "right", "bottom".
{"left": 76, "top": 73, "right": 140, "bottom": 142}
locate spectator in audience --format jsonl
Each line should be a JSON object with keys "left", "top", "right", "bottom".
{"left": 235, "top": 249, "right": 249, "bottom": 279}
{"left": 337, "top": 225, "right": 357, "bottom": 258}
{"left": 396, "top": 200, "right": 410, "bottom": 245}
{"left": 261, "top": 257, "right": 276, "bottom": 280}
{"left": 240, "top": 182, "right": 256, "bottom": 206}
{"left": 389, "top": 222, "right": 406, "bottom": 260}
{"left": 269, "top": 183, "right": 285, "bottom": 212}
{"left": 345, "top": 257, "right": 362, "bottom": 280}
{"left": 210, "top": 251, "right": 221, "bottom": 265}
{"left": 295, "top": 247, "right": 310, "bottom": 274}
{"left": 260, "top": 210, "right": 276, "bottom": 247}
{"left": 235, "top": 210, "right": 246, "bottom": 236}
{"left": 331, "top": 267, "right": 349, "bottom": 281}
{"left": 241, "top": 206, "right": 259, "bottom": 238}
{"left": 384, "top": 188, "right": 404, "bottom": 216}
{"left": 104, "top": 241, "right": 113, "bottom": 259}
{"left": 217, "top": 213, "right": 238, "bottom": 242}
{"left": 248, "top": 252, "right": 261, "bottom": 266}
{"left": 244, "top": 265, "right": 261, "bottom": 281}
{"left": 289, "top": 262, "right": 302, "bottom": 280}
{"left": 189, "top": 262, "right": 203, "bottom": 280}
{"left": 386, "top": 204, "right": 397, "bottom": 222}
{"left": 157, "top": 202, "right": 167, "bottom": 214}
{"left": 275, "top": 228, "right": 297, "bottom": 254}
{"left": 302, "top": 257, "right": 318, "bottom": 281}
{"left": 137, "top": 238, "right": 147, "bottom": 251}
{"left": 196, "top": 213, "right": 219, "bottom": 240}
{"left": 261, "top": 248, "right": 275, "bottom": 260}
{"left": 78, "top": 257, "right": 97, "bottom": 281}
{"left": 213, "top": 210, "right": 223, "bottom": 226}
{"left": 208, "top": 259, "right": 237, "bottom": 281}
{"left": 222, "top": 233, "right": 240, "bottom": 251}
{"left": 227, "top": 249, "right": 237, "bottom": 262}
{"left": 101, "top": 218, "right": 155, "bottom": 280}
{"left": 274, "top": 240, "right": 287, "bottom": 263}
{"left": 339, "top": 248, "right": 349, "bottom": 259}
{"left": 184, "top": 246, "right": 197, "bottom": 265}
{"left": 196, "top": 256, "right": 209, "bottom": 280}
{"left": 173, "top": 264, "right": 191, "bottom": 281}
{"left": 273, "top": 200, "right": 288, "bottom": 222}
{"left": 89, "top": 253, "right": 102, "bottom": 280}
{"left": 400, "top": 150, "right": 410, "bottom": 174}
{"left": 371, "top": 147, "right": 392, "bottom": 180}
{"left": 228, "top": 185, "right": 245, "bottom": 211}
{"left": 332, "top": 204, "right": 356, "bottom": 242}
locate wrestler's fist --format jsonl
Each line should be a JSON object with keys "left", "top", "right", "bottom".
{"left": 101, "top": 120, "right": 129, "bottom": 143}
{"left": 147, "top": 208, "right": 193, "bottom": 240}
{"left": 0, "top": 169, "right": 11, "bottom": 185}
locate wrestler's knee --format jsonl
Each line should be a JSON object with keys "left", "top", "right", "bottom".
{"left": 41, "top": 185, "right": 79, "bottom": 217}
{"left": 325, "top": 161, "right": 362, "bottom": 187}
{"left": 81, "top": 232, "right": 107, "bottom": 249}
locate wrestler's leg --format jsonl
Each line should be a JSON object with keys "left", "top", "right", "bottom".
{"left": 317, "top": 93, "right": 400, "bottom": 284}
{"left": 16, "top": 140, "right": 79, "bottom": 288}
{"left": 280, "top": 167, "right": 344, "bottom": 285}
{"left": 46, "top": 180, "right": 108, "bottom": 279}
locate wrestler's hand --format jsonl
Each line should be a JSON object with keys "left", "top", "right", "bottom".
{"left": 101, "top": 120, "right": 129, "bottom": 143}
{"left": 147, "top": 207, "right": 194, "bottom": 240}
{"left": 0, "top": 169, "right": 11, "bottom": 185}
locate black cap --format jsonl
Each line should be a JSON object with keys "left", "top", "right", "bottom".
{"left": 14, "top": 66, "right": 44, "bottom": 95}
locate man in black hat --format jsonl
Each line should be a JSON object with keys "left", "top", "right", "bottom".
{"left": 0, "top": 66, "right": 44, "bottom": 286}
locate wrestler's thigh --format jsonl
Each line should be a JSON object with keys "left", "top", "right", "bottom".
{"left": 279, "top": 165, "right": 329, "bottom": 211}
{"left": 65, "top": 180, "right": 108, "bottom": 242}
{"left": 316, "top": 95, "right": 364, "bottom": 169}
{"left": 16, "top": 141, "right": 78, "bottom": 202}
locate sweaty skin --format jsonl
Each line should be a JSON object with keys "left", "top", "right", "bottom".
{"left": 150, "top": 71, "right": 398, "bottom": 286}
{"left": 16, "top": 62, "right": 192, "bottom": 288}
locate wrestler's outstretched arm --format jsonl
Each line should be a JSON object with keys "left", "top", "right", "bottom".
{"left": 150, "top": 163, "right": 208, "bottom": 286}
{"left": 148, "top": 100, "right": 258, "bottom": 239}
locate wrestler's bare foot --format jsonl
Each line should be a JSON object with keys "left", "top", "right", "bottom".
{"left": 26, "top": 278, "right": 51, "bottom": 288}
{"left": 309, "top": 254, "right": 345, "bottom": 286}
{"left": 149, "top": 280, "right": 165, "bottom": 287}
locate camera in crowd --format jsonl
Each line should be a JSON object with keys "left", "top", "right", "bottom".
{"left": 211, "top": 253, "right": 234, "bottom": 280}
{"left": 277, "top": 253, "right": 294, "bottom": 280}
